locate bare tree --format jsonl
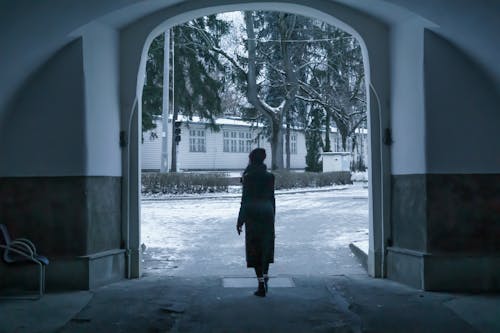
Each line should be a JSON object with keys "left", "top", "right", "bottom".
{"left": 190, "top": 11, "right": 303, "bottom": 169}
{"left": 297, "top": 25, "right": 366, "bottom": 152}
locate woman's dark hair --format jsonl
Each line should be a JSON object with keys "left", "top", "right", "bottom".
{"left": 249, "top": 148, "right": 266, "bottom": 165}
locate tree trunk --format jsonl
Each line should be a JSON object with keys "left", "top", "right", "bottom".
{"left": 245, "top": 11, "right": 285, "bottom": 170}
{"left": 324, "top": 110, "right": 331, "bottom": 152}
{"left": 335, "top": 121, "right": 348, "bottom": 152}
{"left": 285, "top": 111, "right": 291, "bottom": 169}
{"left": 271, "top": 121, "right": 284, "bottom": 170}
{"left": 278, "top": 13, "right": 298, "bottom": 171}
{"left": 341, "top": 134, "right": 347, "bottom": 152}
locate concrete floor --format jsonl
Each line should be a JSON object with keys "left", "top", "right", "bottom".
{"left": 2, "top": 189, "right": 499, "bottom": 332}
{"left": 1, "top": 273, "right": 499, "bottom": 333}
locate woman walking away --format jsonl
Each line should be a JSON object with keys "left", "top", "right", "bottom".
{"left": 236, "top": 148, "right": 276, "bottom": 297}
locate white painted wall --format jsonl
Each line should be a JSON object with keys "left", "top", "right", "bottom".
{"left": 322, "top": 153, "right": 352, "bottom": 172}
{"left": 141, "top": 129, "right": 162, "bottom": 170}
{"left": 81, "top": 23, "right": 122, "bottom": 176}
{"left": 141, "top": 121, "right": 307, "bottom": 170}
{"left": 390, "top": 17, "right": 428, "bottom": 175}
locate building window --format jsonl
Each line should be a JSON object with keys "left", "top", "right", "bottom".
{"left": 223, "top": 130, "right": 252, "bottom": 153}
{"left": 189, "top": 129, "right": 206, "bottom": 152}
{"left": 231, "top": 139, "right": 237, "bottom": 152}
{"left": 291, "top": 134, "right": 297, "bottom": 154}
{"left": 223, "top": 131, "right": 229, "bottom": 152}
{"left": 246, "top": 132, "right": 252, "bottom": 152}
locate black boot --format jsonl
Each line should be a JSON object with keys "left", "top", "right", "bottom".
{"left": 254, "top": 281, "right": 266, "bottom": 297}
{"left": 264, "top": 274, "right": 269, "bottom": 292}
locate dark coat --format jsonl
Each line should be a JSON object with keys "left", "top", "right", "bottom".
{"left": 238, "top": 163, "right": 275, "bottom": 268}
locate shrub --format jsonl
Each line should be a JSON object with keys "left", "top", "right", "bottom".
{"left": 141, "top": 172, "right": 230, "bottom": 194}
{"left": 142, "top": 170, "right": 352, "bottom": 194}
{"left": 272, "top": 171, "right": 352, "bottom": 190}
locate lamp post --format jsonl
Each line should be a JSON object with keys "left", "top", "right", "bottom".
{"left": 160, "top": 30, "right": 170, "bottom": 173}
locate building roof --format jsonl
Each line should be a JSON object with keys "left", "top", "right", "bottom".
{"left": 156, "top": 115, "right": 368, "bottom": 134}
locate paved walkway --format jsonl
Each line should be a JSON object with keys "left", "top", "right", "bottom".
{"left": 141, "top": 188, "right": 369, "bottom": 276}
{"left": 1, "top": 274, "right": 499, "bottom": 333}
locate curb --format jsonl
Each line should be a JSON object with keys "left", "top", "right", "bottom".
{"left": 349, "top": 242, "right": 368, "bottom": 272}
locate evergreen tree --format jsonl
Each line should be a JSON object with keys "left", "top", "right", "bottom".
{"left": 141, "top": 16, "right": 230, "bottom": 134}
{"left": 172, "top": 16, "right": 230, "bottom": 127}
{"left": 142, "top": 15, "right": 230, "bottom": 171}
{"left": 305, "top": 107, "right": 323, "bottom": 172}
{"left": 142, "top": 34, "right": 165, "bottom": 136}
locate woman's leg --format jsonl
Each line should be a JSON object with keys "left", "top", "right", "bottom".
{"left": 254, "top": 266, "right": 263, "bottom": 278}
{"left": 253, "top": 266, "right": 266, "bottom": 297}
{"left": 263, "top": 263, "right": 269, "bottom": 291}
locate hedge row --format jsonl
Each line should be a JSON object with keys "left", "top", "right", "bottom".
{"left": 142, "top": 172, "right": 230, "bottom": 194}
{"left": 142, "top": 171, "right": 352, "bottom": 194}
{"left": 273, "top": 171, "right": 352, "bottom": 190}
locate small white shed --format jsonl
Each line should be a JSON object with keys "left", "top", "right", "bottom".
{"left": 321, "top": 152, "right": 352, "bottom": 172}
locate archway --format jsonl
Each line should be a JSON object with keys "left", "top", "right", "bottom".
{"left": 120, "top": 1, "right": 391, "bottom": 280}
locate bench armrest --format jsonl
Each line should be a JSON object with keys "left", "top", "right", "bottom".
{"left": 14, "top": 238, "right": 37, "bottom": 254}
{"left": 0, "top": 243, "right": 37, "bottom": 263}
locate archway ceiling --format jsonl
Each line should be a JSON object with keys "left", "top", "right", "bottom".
{"left": 94, "top": 0, "right": 500, "bottom": 94}
{"left": 0, "top": 0, "right": 498, "bottom": 116}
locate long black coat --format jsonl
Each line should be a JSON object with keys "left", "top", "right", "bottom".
{"left": 238, "top": 163, "right": 275, "bottom": 268}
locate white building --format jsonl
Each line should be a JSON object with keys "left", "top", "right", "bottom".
{"left": 141, "top": 116, "right": 367, "bottom": 172}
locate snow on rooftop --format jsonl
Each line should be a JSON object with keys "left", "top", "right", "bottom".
{"left": 157, "top": 115, "right": 367, "bottom": 133}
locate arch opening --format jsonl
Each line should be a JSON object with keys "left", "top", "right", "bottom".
{"left": 124, "top": 1, "right": 389, "bottom": 280}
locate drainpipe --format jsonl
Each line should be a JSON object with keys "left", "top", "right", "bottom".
{"left": 125, "top": 97, "right": 138, "bottom": 279}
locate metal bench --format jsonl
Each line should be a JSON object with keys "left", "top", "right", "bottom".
{"left": 0, "top": 224, "right": 49, "bottom": 299}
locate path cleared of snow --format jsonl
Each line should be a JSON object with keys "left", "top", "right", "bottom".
{"left": 141, "top": 186, "right": 368, "bottom": 276}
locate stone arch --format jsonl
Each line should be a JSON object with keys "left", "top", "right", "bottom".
{"left": 119, "top": 0, "right": 391, "bottom": 279}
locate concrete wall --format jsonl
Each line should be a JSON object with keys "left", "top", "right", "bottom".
{"left": 0, "top": 26, "right": 125, "bottom": 290}
{"left": 387, "top": 28, "right": 500, "bottom": 291}
{"left": 424, "top": 30, "right": 500, "bottom": 174}
{"left": 0, "top": 39, "right": 86, "bottom": 177}
{"left": 0, "top": 176, "right": 123, "bottom": 290}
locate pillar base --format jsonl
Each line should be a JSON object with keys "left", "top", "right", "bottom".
{"left": 49, "top": 249, "right": 126, "bottom": 290}
{"left": 387, "top": 247, "right": 500, "bottom": 291}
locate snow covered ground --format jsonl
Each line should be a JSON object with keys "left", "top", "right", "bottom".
{"left": 141, "top": 185, "right": 368, "bottom": 277}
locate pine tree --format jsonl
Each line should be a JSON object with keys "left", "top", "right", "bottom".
{"left": 142, "top": 15, "right": 231, "bottom": 171}
{"left": 141, "top": 15, "right": 230, "bottom": 134}
{"left": 142, "top": 34, "right": 165, "bottom": 136}
{"left": 305, "top": 107, "right": 323, "bottom": 172}
{"left": 171, "top": 16, "right": 230, "bottom": 127}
